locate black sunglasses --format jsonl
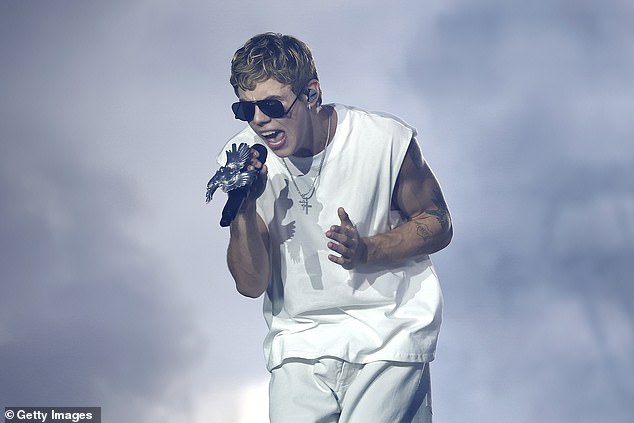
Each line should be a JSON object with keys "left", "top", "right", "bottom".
{"left": 231, "top": 94, "right": 301, "bottom": 122}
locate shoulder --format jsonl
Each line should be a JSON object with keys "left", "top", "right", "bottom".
{"left": 332, "top": 104, "right": 416, "bottom": 167}
{"left": 334, "top": 103, "right": 416, "bottom": 140}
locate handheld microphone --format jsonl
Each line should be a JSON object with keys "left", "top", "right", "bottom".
{"left": 219, "top": 144, "right": 267, "bottom": 227}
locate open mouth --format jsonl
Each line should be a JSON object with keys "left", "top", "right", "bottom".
{"left": 260, "top": 130, "right": 285, "bottom": 149}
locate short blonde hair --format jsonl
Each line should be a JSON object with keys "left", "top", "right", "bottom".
{"left": 230, "top": 33, "right": 319, "bottom": 99}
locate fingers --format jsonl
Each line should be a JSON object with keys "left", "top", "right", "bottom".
{"left": 326, "top": 208, "right": 360, "bottom": 269}
{"left": 338, "top": 207, "right": 353, "bottom": 227}
{"left": 329, "top": 207, "right": 355, "bottom": 251}
{"left": 327, "top": 242, "right": 353, "bottom": 267}
{"left": 326, "top": 235, "right": 357, "bottom": 268}
{"left": 246, "top": 162, "right": 268, "bottom": 204}
{"left": 246, "top": 147, "right": 266, "bottom": 171}
{"left": 327, "top": 253, "right": 347, "bottom": 267}
{"left": 326, "top": 225, "right": 355, "bottom": 248}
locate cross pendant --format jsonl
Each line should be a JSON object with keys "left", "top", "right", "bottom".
{"left": 299, "top": 197, "right": 312, "bottom": 214}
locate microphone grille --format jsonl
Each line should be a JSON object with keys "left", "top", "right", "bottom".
{"left": 251, "top": 143, "right": 268, "bottom": 164}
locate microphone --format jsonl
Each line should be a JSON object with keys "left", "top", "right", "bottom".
{"left": 219, "top": 144, "right": 267, "bottom": 227}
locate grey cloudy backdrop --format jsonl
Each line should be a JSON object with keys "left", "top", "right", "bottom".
{"left": 1, "top": 1, "right": 632, "bottom": 422}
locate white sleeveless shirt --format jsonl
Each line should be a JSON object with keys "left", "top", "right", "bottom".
{"left": 219, "top": 104, "right": 443, "bottom": 370}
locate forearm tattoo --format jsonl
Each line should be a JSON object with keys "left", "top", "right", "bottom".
{"left": 415, "top": 221, "right": 434, "bottom": 241}
{"left": 415, "top": 189, "right": 450, "bottom": 241}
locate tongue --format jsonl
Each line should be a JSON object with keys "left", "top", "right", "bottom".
{"left": 268, "top": 131, "right": 285, "bottom": 146}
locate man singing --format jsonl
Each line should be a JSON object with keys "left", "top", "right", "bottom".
{"left": 217, "top": 32, "right": 452, "bottom": 423}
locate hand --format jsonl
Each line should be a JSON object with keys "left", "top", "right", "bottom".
{"left": 326, "top": 207, "right": 367, "bottom": 269}
{"left": 241, "top": 148, "right": 268, "bottom": 210}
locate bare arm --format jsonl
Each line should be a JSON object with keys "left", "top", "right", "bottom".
{"left": 226, "top": 152, "right": 271, "bottom": 298}
{"left": 327, "top": 138, "right": 452, "bottom": 268}
{"left": 367, "top": 137, "right": 452, "bottom": 263}
{"left": 227, "top": 204, "right": 270, "bottom": 297}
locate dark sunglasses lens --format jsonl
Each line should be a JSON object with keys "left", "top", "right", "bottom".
{"left": 231, "top": 99, "right": 287, "bottom": 121}
{"left": 231, "top": 102, "right": 255, "bottom": 121}
{"left": 258, "top": 100, "right": 285, "bottom": 118}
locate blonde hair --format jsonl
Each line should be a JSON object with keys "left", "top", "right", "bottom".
{"left": 230, "top": 33, "right": 319, "bottom": 100}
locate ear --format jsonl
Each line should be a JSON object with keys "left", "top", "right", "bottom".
{"left": 306, "top": 88, "right": 318, "bottom": 102}
{"left": 303, "top": 79, "right": 321, "bottom": 105}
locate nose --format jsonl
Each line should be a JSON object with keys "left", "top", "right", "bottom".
{"left": 251, "top": 104, "right": 271, "bottom": 125}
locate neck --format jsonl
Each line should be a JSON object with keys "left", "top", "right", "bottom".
{"left": 294, "top": 105, "right": 334, "bottom": 157}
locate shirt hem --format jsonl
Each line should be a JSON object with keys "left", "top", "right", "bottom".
{"left": 266, "top": 350, "right": 436, "bottom": 372}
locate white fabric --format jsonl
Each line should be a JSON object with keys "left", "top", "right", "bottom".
{"left": 219, "top": 104, "right": 443, "bottom": 371}
{"left": 269, "top": 358, "right": 433, "bottom": 423}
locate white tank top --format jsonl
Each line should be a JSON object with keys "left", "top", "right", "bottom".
{"left": 220, "top": 104, "right": 443, "bottom": 370}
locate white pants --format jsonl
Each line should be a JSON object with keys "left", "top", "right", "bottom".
{"left": 269, "top": 358, "right": 433, "bottom": 423}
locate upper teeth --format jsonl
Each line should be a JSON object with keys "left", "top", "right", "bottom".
{"left": 262, "top": 130, "right": 277, "bottom": 138}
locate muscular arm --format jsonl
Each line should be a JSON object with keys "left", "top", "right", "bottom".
{"left": 327, "top": 138, "right": 452, "bottom": 268}
{"left": 366, "top": 138, "right": 452, "bottom": 264}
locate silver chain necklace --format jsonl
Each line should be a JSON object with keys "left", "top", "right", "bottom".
{"left": 282, "top": 112, "right": 332, "bottom": 214}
